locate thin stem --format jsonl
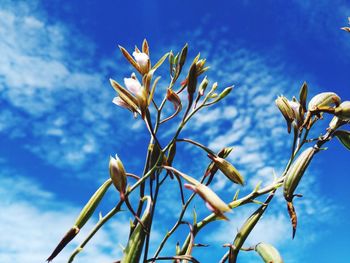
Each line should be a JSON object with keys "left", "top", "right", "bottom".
{"left": 176, "top": 138, "right": 215, "bottom": 155}
{"left": 68, "top": 163, "right": 159, "bottom": 262}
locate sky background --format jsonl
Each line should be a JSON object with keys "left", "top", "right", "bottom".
{"left": 1, "top": 0, "right": 350, "bottom": 262}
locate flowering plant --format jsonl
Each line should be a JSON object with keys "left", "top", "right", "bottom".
{"left": 47, "top": 39, "right": 350, "bottom": 263}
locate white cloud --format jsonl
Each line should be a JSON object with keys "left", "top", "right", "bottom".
{"left": 0, "top": 168, "right": 128, "bottom": 263}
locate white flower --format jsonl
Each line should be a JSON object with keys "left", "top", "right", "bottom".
{"left": 112, "top": 96, "right": 129, "bottom": 108}
{"left": 124, "top": 75, "right": 142, "bottom": 95}
{"left": 288, "top": 100, "right": 300, "bottom": 116}
{"left": 132, "top": 51, "right": 149, "bottom": 69}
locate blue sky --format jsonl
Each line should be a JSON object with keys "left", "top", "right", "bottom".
{"left": 1, "top": 0, "right": 350, "bottom": 262}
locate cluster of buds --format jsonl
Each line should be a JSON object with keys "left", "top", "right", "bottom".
{"left": 275, "top": 82, "right": 308, "bottom": 133}
{"left": 110, "top": 40, "right": 168, "bottom": 118}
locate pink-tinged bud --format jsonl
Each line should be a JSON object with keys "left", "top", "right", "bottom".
{"left": 113, "top": 96, "right": 130, "bottom": 108}
{"left": 124, "top": 76, "right": 142, "bottom": 96}
{"left": 110, "top": 78, "right": 140, "bottom": 116}
{"left": 163, "top": 166, "right": 231, "bottom": 219}
{"left": 208, "top": 154, "right": 244, "bottom": 185}
{"left": 132, "top": 51, "right": 149, "bottom": 73}
{"left": 184, "top": 183, "right": 231, "bottom": 220}
{"left": 109, "top": 155, "right": 127, "bottom": 198}
{"left": 167, "top": 88, "right": 182, "bottom": 110}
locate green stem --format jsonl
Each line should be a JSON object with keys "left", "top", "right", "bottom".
{"left": 68, "top": 164, "right": 159, "bottom": 262}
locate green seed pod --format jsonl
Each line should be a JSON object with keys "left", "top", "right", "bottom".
{"left": 308, "top": 92, "right": 341, "bottom": 112}
{"left": 179, "top": 43, "right": 188, "bottom": 69}
{"left": 299, "top": 81, "right": 308, "bottom": 112}
{"left": 334, "top": 130, "right": 350, "bottom": 150}
{"left": 208, "top": 154, "right": 244, "bottom": 185}
{"left": 230, "top": 205, "right": 267, "bottom": 262}
{"left": 335, "top": 101, "right": 350, "bottom": 120}
{"left": 255, "top": 243, "right": 284, "bottom": 263}
{"left": 205, "top": 147, "right": 233, "bottom": 178}
{"left": 121, "top": 196, "right": 152, "bottom": 263}
{"left": 47, "top": 179, "right": 112, "bottom": 262}
{"left": 284, "top": 147, "right": 315, "bottom": 202}
{"left": 109, "top": 155, "right": 127, "bottom": 197}
{"left": 212, "top": 86, "right": 233, "bottom": 103}
{"left": 187, "top": 62, "right": 198, "bottom": 96}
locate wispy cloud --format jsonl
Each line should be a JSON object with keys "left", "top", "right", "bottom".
{"left": 0, "top": 164, "right": 131, "bottom": 262}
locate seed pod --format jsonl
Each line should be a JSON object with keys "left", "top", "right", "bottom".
{"left": 283, "top": 147, "right": 315, "bottom": 202}
{"left": 109, "top": 155, "right": 127, "bottom": 198}
{"left": 299, "top": 81, "right": 308, "bottom": 112}
{"left": 187, "top": 62, "right": 198, "bottom": 108}
{"left": 230, "top": 204, "right": 267, "bottom": 262}
{"left": 208, "top": 154, "right": 244, "bottom": 185}
{"left": 334, "top": 130, "right": 350, "bottom": 151}
{"left": 47, "top": 179, "right": 112, "bottom": 262}
{"left": 334, "top": 101, "right": 350, "bottom": 120}
{"left": 275, "top": 96, "right": 295, "bottom": 133}
{"left": 308, "top": 92, "right": 341, "bottom": 112}
{"left": 255, "top": 243, "right": 284, "bottom": 263}
{"left": 205, "top": 147, "right": 233, "bottom": 179}
{"left": 121, "top": 196, "right": 152, "bottom": 263}
{"left": 211, "top": 86, "right": 233, "bottom": 104}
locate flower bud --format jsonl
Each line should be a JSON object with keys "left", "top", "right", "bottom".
{"left": 184, "top": 183, "right": 231, "bottom": 220}
{"left": 208, "top": 154, "right": 244, "bottom": 185}
{"left": 163, "top": 166, "right": 230, "bottom": 219}
{"left": 283, "top": 147, "right": 315, "bottom": 202}
{"left": 255, "top": 243, "right": 284, "bottom": 263}
{"left": 167, "top": 88, "right": 182, "bottom": 111}
{"left": 334, "top": 101, "right": 350, "bottom": 120}
{"left": 110, "top": 78, "right": 140, "bottom": 116}
{"left": 308, "top": 92, "right": 341, "bottom": 112}
{"left": 275, "top": 96, "right": 295, "bottom": 133}
{"left": 109, "top": 155, "right": 127, "bottom": 198}
{"left": 132, "top": 51, "right": 150, "bottom": 74}
{"left": 198, "top": 76, "right": 209, "bottom": 96}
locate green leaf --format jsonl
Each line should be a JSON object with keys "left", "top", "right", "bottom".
{"left": 151, "top": 52, "right": 169, "bottom": 71}
{"left": 334, "top": 130, "right": 350, "bottom": 150}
